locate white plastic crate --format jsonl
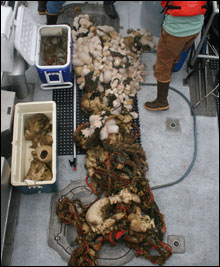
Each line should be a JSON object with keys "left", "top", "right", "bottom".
{"left": 11, "top": 101, "right": 57, "bottom": 193}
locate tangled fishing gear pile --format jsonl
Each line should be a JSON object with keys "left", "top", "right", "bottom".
{"left": 56, "top": 14, "right": 172, "bottom": 266}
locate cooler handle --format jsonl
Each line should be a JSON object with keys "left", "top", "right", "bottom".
{"left": 44, "top": 70, "right": 64, "bottom": 84}
{"left": 24, "top": 179, "right": 43, "bottom": 189}
{"left": 40, "top": 82, "right": 73, "bottom": 90}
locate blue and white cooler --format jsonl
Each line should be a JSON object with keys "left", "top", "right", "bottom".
{"left": 14, "top": 5, "right": 73, "bottom": 90}
{"left": 36, "top": 25, "right": 73, "bottom": 90}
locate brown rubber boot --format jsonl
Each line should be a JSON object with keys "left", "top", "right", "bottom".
{"left": 144, "top": 81, "right": 170, "bottom": 111}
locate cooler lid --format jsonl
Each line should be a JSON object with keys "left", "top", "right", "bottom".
{"left": 14, "top": 5, "right": 39, "bottom": 66}
{"left": 1, "top": 157, "right": 4, "bottom": 180}
{"left": 1, "top": 157, "right": 11, "bottom": 182}
{"left": 1, "top": 6, "right": 14, "bottom": 39}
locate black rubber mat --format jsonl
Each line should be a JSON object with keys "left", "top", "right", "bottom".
{"left": 53, "top": 83, "right": 142, "bottom": 155}
{"left": 57, "top": 3, "right": 120, "bottom": 32}
{"left": 53, "top": 86, "right": 74, "bottom": 156}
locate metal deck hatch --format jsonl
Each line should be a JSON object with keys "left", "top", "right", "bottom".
{"left": 48, "top": 180, "right": 135, "bottom": 266}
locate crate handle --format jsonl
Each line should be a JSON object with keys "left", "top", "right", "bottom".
{"left": 24, "top": 179, "right": 43, "bottom": 189}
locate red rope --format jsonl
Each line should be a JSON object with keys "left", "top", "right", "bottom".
{"left": 115, "top": 230, "right": 127, "bottom": 240}
{"left": 75, "top": 122, "right": 89, "bottom": 132}
{"left": 85, "top": 176, "right": 95, "bottom": 194}
{"left": 84, "top": 257, "right": 92, "bottom": 266}
{"left": 159, "top": 241, "right": 172, "bottom": 253}
{"left": 131, "top": 123, "right": 141, "bottom": 140}
{"left": 109, "top": 231, "right": 116, "bottom": 245}
{"left": 162, "top": 225, "right": 167, "bottom": 233}
{"left": 62, "top": 219, "right": 72, "bottom": 225}
{"left": 125, "top": 235, "right": 130, "bottom": 242}
{"left": 117, "top": 205, "right": 128, "bottom": 218}
{"left": 105, "top": 152, "right": 111, "bottom": 167}
{"left": 94, "top": 168, "right": 132, "bottom": 188}
{"left": 66, "top": 202, "right": 78, "bottom": 220}
{"left": 136, "top": 249, "right": 144, "bottom": 255}
{"left": 85, "top": 242, "right": 89, "bottom": 253}
{"left": 147, "top": 184, "right": 154, "bottom": 204}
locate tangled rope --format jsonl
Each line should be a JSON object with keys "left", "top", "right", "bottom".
{"left": 87, "top": 139, "right": 149, "bottom": 196}
{"left": 56, "top": 176, "right": 172, "bottom": 266}
{"left": 56, "top": 13, "right": 172, "bottom": 267}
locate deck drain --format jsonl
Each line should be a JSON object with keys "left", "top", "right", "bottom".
{"left": 174, "top": 241, "right": 179, "bottom": 247}
{"left": 165, "top": 118, "right": 181, "bottom": 133}
{"left": 167, "top": 235, "right": 185, "bottom": 253}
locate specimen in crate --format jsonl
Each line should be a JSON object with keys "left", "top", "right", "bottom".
{"left": 55, "top": 14, "right": 172, "bottom": 266}
{"left": 25, "top": 159, "right": 52, "bottom": 181}
{"left": 39, "top": 134, "right": 53, "bottom": 146}
{"left": 41, "top": 33, "right": 67, "bottom": 66}
{"left": 32, "top": 145, "right": 52, "bottom": 163}
{"left": 24, "top": 113, "right": 53, "bottom": 181}
{"left": 24, "top": 113, "right": 52, "bottom": 148}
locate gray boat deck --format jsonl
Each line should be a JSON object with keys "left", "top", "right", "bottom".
{"left": 2, "top": 1, "right": 219, "bottom": 266}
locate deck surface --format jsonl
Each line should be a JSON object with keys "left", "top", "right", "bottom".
{"left": 3, "top": 1, "right": 219, "bottom": 266}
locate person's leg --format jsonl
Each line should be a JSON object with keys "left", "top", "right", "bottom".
{"left": 46, "top": 1, "right": 65, "bottom": 25}
{"left": 46, "top": 13, "right": 59, "bottom": 25}
{"left": 38, "top": 1, "right": 47, "bottom": 15}
{"left": 172, "top": 32, "right": 199, "bottom": 72}
{"left": 144, "top": 28, "right": 172, "bottom": 111}
{"left": 103, "top": 1, "right": 118, "bottom": 19}
{"left": 182, "top": 32, "right": 199, "bottom": 52}
{"left": 144, "top": 28, "right": 199, "bottom": 111}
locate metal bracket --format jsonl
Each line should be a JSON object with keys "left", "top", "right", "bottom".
{"left": 189, "top": 1, "right": 219, "bottom": 68}
{"left": 69, "top": 73, "right": 77, "bottom": 170}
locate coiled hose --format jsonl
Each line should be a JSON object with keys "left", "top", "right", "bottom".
{"left": 140, "top": 82, "right": 197, "bottom": 191}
